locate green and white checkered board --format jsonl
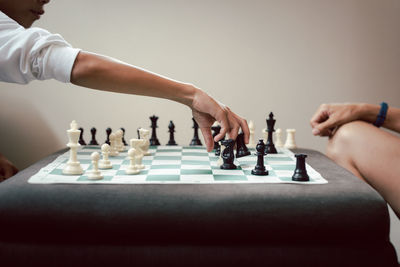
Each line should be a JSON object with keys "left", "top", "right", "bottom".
{"left": 28, "top": 146, "right": 328, "bottom": 185}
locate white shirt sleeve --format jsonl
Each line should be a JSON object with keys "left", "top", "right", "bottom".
{"left": 0, "top": 11, "right": 81, "bottom": 84}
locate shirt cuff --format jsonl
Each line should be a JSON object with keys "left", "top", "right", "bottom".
{"left": 46, "top": 46, "right": 81, "bottom": 83}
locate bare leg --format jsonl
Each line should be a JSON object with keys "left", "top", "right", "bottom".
{"left": 326, "top": 121, "right": 400, "bottom": 218}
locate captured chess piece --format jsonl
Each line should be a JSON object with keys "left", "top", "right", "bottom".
{"left": 126, "top": 148, "right": 140, "bottom": 175}
{"left": 292, "top": 154, "right": 309, "bottom": 182}
{"left": 89, "top": 127, "right": 99, "bottom": 145}
{"left": 88, "top": 152, "right": 103, "bottom": 180}
{"left": 99, "top": 143, "right": 112, "bottom": 169}
{"left": 274, "top": 128, "right": 283, "bottom": 148}
{"left": 265, "top": 112, "right": 277, "bottom": 154}
{"left": 236, "top": 132, "right": 250, "bottom": 158}
{"left": 63, "top": 120, "right": 84, "bottom": 175}
{"left": 105, "top": 127, "right": 112, "bottom": 145}
{"left": 284, "top": 129, "right": 297, "bottom": 149}
{"left": 211, "top": 122, "right": 221, "bottom": 156}
{"left": 167, "top": 120, "right": 177, "bottom": 146}
{"left": 248, "top": 120, "right": 256, "bottom": 148}
{"left": 121, "top": 128, "right": 128, "bottom": 146}
{"left": 149, "top": 115, "right": 161, "bottom": 146}
{"left": 220, "top": 139, "right": 236, "bottom": 170}
{"left": 251, "top": 139, "right": 268, "bottom": 176}
{"left": 190, "top": 117, "right": 202, "bottom": 146}
{"left": 78, "top": 127, "right": 86, "bottom": 145}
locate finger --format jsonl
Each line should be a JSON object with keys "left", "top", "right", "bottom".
{"left": 200, "top": 127, "right": 214, "bottom": 152}
{"left": 310, "top": 105, "right": 329, "bottom": 128}
{"left": 240, "top": 119, "right": 250, "bottom": 143}
{"left": 315, "top": 117, "right": 340, "bottom": 136}
{"left": 4, "top": 165, "right": 18, "bottom": 179}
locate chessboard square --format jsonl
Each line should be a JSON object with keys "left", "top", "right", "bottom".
{"left": 183, "top": 146, "right": 206, "bottom": 151}
{"left": 154, "top": 156, "right": 182, "bottom": 161}
{"left": 152, "top": 160, "right": 181, "bottom": 165}
{"left": 148, "top": 169, "right": 180, "bottom": 175}
{"left": 182, "top": 156, "right": 210, "bottom": 162}
{"left": 116, "top": 169, "right": 149, "bottom": 176}
{"left": 181, "top": 165, "right": 211, "bottom": 170}
{"left": 150, "top": 165, "right": 181, "bottom": 170}
{"left": 237, "top": 156, "right": 257, "bottom": 163}
{"left": 78, "top": 176, "right": 113, "bottom": 182}
{"left": 272, "top": 165, "right": 295, "bottom": 171}
{"left": 182, "top": 160, "right": 210, "bottom": 165}
{"left": 180, "top": 174, "right": 214, "bottom": 183}
{"left": 213, "top": 175, "right": 247, "bottom": 181}
{"left": 275, "top": 170, "right": 295, "bottom": 177}
{"left": 155, "top": 152, "right": 182, "bottom": 156}
{"left": 100, "top": 169, "right": 119, "bottom": 176}
{"left": 182, "top": 152, "right": 209, "bottom": 157}
{"left": 247, "top": 175, "right": 281, "bottom": 183}
{"left": 266, "top": 157, "right": 292, "bottom": 162}
{"left": 50, "top": 168, "right": 64, "bottom": 175}
{"left": 240, "top": 164, "right": 256, "bottom": 171}
{"left": 45, "top": 174, "right": 81, "bottom": 183}
{"left": 82, "top": 146, "right": 100, "bottom": 150}
{"left": 146, "top": 175, "right": 180, "bottom": 181}
{"left": 156, "top": 146, "right": 182, "bottom": 151}
{"left": 212, "top": 169, "right": 245, "bottom": 175}
{"left": 113, "top": 175, "right": 147, "bottom": 183}
{"left": 77, "top": 151, "right": 93, "bottom": 155}
{"left": 279, "top": 177, "right": 293, "bottom": 182}
{"left": 181, "top": 169, "right": 213, "bottom": 175}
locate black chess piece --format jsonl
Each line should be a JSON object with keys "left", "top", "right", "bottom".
{"left": 120, "top": 128, "right": 128, "bottom": 146}
{"left": 220, "top": 139, "right": 236, "bottom": 169}
{"left": 211, "top": 124, "right": 221, "bottom": 156}
{"left": 137, "top": 127, "right": 141, "bottom": 139}
{"left": 167, "top": 121, "right": 177, "bottom": 146}
{"left": 89, "top": 127, "right": 99, "bottom": 145}
{"left": 149, "top": 115, "right": 161, "bottom": 146}
{"left": 265, "top": 112, "right": 277, "bottom": 154}
{"left": 252, "top": 139, "right": 268, "bottom": 176}
{"left": 292, "top": 154, "right": 310, "bottom": 182}
{"left": 236, "top": 132, "right": 251, "bottom": 158}
{"left": 78, "top": 127, "right": 86, "bottom": 145}
{"left": 190, "top": 117, "right": 202, "bottom": 146}
{"left": 105, "top": 127, "right": 112, "bottom": 145}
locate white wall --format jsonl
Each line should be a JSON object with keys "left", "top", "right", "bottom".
{"left": 0, "top": 0, "right": 399, "bottom": 257}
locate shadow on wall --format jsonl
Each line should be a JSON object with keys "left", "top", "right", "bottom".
{"left": 0, "top": 94, "right": 62, "bottom": 170}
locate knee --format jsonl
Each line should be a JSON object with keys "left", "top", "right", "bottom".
{"left": 326, "top": 121, "right": 368, "bottom": 162}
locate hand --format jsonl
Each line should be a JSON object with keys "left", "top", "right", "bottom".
{"left": 310, "top": 103, "right": 361, "bottom": 136}
{"left": 0, "top": 153, "right": 18, "bottom": 182}
{"left": 190, "top": 89, "right": 249, "bottom": 152}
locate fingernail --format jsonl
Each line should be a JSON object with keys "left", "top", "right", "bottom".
{"left": 312, "top": 128, "right": 320, "bottom": 135}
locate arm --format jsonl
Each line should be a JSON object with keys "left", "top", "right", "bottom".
{"left": 70, "top": 51, "right": 249, "bottom": 151}
{"left": 310, "top": 103, "right": 400, "bottom": 136}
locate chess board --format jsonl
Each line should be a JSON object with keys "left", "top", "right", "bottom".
{"left": 28, "top": 146, "right": 328, "bottom": 185}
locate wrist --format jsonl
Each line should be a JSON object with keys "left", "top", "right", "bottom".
{"left": 176, "top": 84, "right": 197, "bottom": 107}
{"left": 357, "top": 103, "right": 380, "bottom": 123}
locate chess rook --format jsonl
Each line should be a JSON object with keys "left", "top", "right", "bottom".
{"left": 274, "top": 128, "right": 283, "bottom": 148}
{"left": 248, "top": 120, "right": 256, "bottom": 148}
{"left": 292, "top": 154, "right": 309, "bottom": 182}
{"left": 284, "top": 129, "right": 297, "bottom": 149}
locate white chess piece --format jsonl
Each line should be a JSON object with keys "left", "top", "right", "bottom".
{"left": 138, "top": 128, "right": 150, "bottom": 155}
{"left": 274, "top": 128, "right": 284, "bottom": 148}
{"left": 63, "top": 120, "right": 84, "bottom": 175}
{"left": 88, "top": 152, "right": 103, "bottom": 180}
{"left": 125, "top": 148, "right": 140, "bottom": 175}
{"left": 130, "top": 138, "right": 145, "bottom": 169}
{"left": 115, "top": 129, "right": 125, "bottom": 152}
{"left": 284, "top": 129, "right": 297, "bottom": 149}
{"left": 109, "top": 132, "right": 119, "bottom": 156}
{"left": 99, "top": 143, "right": 113, "bottom": 169}
{"left": 248, "top": 120, "right": 256, "bottom": 148}
{"left": 217, "top": 142, "right": 226, "bottom": 167}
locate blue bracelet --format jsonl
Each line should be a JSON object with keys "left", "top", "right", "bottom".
{"left": 373, "top": 102, "right": 388, "bottom": 128}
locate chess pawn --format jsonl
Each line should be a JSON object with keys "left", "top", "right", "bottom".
{"left": 109, "top": 133, "right": 119, "bottom": 156}
{"left": 63, "top": 120, "right": 83, "bottom": 175}
{"left": 284, "top": 129, "right": 297, "bottom": 149}
{"left": 99, "top": 144, "right": 113, "bottom": 169}
{"left": 248, "top": 120, "right": 256, "bottom": 148}
{"left": 130, "top": 138, "right": 145, "bottom": 169}
{"left": 138, "top": 128, "right": 151, "bottom": 155}
{"left": 274, "top": 128, "right": 284, "bottom": 148}
{"left": 88, "top": 152, "right": 103, "bottom": 180}
{"left": 125, "top": 148, "right": 140, "bottom": 175}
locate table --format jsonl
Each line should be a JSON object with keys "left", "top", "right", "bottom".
{"left": 0, "top": 148, "right": 398, "bottom": 266}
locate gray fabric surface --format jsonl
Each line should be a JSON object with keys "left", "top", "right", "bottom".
{"left": 0, "top": 148, "right": 397, "bottom": 266}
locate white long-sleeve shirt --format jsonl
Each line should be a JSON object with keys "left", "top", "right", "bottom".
{"left": 0, "top": 11, "right": 80, "bottom": 84}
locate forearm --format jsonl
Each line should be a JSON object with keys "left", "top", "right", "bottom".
{"left": 70, "top": 51, "right": 196, "bottom": 107}
{"left": 356, "top": 103, "right": 400, "bottom": 133}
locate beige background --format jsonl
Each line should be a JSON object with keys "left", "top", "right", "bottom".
{"left": 0, "top": 0, "right": 399, "bottom": 257}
